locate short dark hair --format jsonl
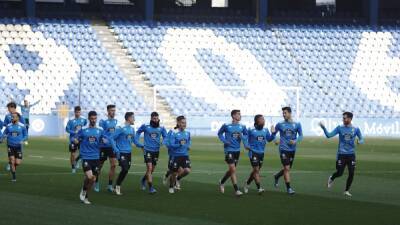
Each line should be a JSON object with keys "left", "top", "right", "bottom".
{"left": 343, "top": 112, "right": 353, "bottom": 119}
{"left": 254, "top": 114, "right": 263, "bottom": 123}
{"left": 107, "top": 104, "right": 116, "bottom": 110}
{"left": 12, "top": 112, "right": 20, "bottom": 118}
{"left": 174, "top": 115, "right": 186, "bottom": 129}
{"left": 125, "top": 112, "right": 134, "bottom": 121}
{"left": 74, "top": 106, "right": 81, "bottom": 112}
{"left": 88, "top": 111, "right": 97, "bottom": 117}
{"left": 231, "top": 109, "right": 240, "bottom": 117}
{"left": 7, "top": 102, "right": 16, "bottom": 108}
{"left": 282, "top": 106, "right": 292, "bottom": 113}
{"left": 151, "top": 112, "right": 159, "bottom": 117}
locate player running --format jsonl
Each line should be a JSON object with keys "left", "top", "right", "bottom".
{"left": 1, "top": 112, "right": 27, "bottom": 182}
{"left": 17, "top": 99, "right": 40, "bottom": 137}
{"left": 135, "top": 112, "right": 167, "bottom": 193}
{"left": 165, "top": 116, "right": 191, "bottom": 194}
{"left": 96, "top": 104, "right": 118, "bottom": 192}
{"left": 76, "top": 111, "right": 106, "bottom": 204}
{"left": 111, "top": 112, "right": 139, "bottom": 195}
{"left": 217, "top": 109, "right": 248, "bottom": 196}
{"left": 272, "top": 107, "right": 303, "bottom": 195}
{"left": 319, "top": 112, "right": 364, "bottom": 197}
{"left": 243, "top": 114, "right": 275, "bottom": 194}
{"left": 3, "top": 102, "right": 25, "bottom": 172}
{"left": 65, "top": 106, "right": 87, "bottom": 173}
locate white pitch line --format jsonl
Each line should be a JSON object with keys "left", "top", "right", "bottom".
{"left": 28, "top": 155, "right": 44, "bottom": 159}
{"left": 52, "top": 157, "right": 69, "bottom": 161}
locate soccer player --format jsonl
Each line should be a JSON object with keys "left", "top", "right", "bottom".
{"left": 17, "top": 99, "right": 40, "bottom": 137}
{"left": 4, "top": 102, "right": 25, "bottom": 125}
{"left": 111, "top": 112, "right": 139, "bottom": 195}
{"left": 2, "top": 112, "right": 27, "bottom": 182}
{"left": 319, "top": 112, "right": 364, "bottom": 197}
{"left": 217, "top": 109, "right": 248, "bottom": 196}
{"left": 272, "top": 106, "right": 303, "bottom": 195}
{"left": 65, "top": 106, "right": 87, "bottom": 173}
{"left": 165, "top": 116, "right": 191, "bottom": 194}
{"left": 75, "top": 111, "right": 106, "bottom": 204}
{"left": 96, "top": 104, "right": 118, "bottom": 192}
{"left": 243, "top": 114, "right": 276, "bottom": 194}
{"left": 3, "top": 102, "right": 25, "bottom": 172}
{"left": 135, "top": 112, "right": 167, "bottom": 193}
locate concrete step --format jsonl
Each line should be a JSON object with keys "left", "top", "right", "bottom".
{"left": 91, "top": 20, "right": 175, "bottom": 124}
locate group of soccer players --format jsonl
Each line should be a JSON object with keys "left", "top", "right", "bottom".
{"left": 0, "top": 101, "right": 364, "bottom": 205}
{"left": 65, "top": 105, "right": 191, "bottom": 204}
{"left": 0, "top": 100, "right": 35, "bottom": 182}
{"left": 217, "top": 107, "right": 363, "bottom": 197}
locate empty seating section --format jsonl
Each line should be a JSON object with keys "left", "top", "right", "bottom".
{"left": 111, "top": 20, "right": 400, "bottom": 118}
{"left": 0, "top": 17, "right": 150, "bottom": 115}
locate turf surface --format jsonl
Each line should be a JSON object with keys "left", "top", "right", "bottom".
{"left": 0, "top": 137, "right": 399, "bottom": 225}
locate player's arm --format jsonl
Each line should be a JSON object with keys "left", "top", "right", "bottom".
{"left": 83, "top": 118, "right": 88, "bottom": 126}
{"left": 296, "top": 123, "right": 303, "bottom": 143}
{"left": 243, "top": 128, "right": 251, "bottom": 150}
{"left": 110, "top": 128, "right": 121, "bottom": 154}
{"left": 21, "top": 126, "right": 28, "bottom": 142}
{"left": 65, "top": 120, "right": 73, "bottom": 134}
{"left": 74, "top": 129, "right": 83, "bottom": 144}
{"left": 30, "top": 100, "right": 40, "bottom": 108}
{"left": 356, "top": 128, "right": 365, "bottom": 145}
{"left": 168, "top": 132, "right": 181, "bottom": 148}
{"left": 273, "top": 123, "right": 280, "bottom": 145}
{"left": 217, "top": 124, "right": 229, "bottom": 144}
{"left": 319, "top": 122, "right": 339, "bottom": 138}
{"left": 134, "top": 124, "right": 145, "bottom": 148}
{"left": 160, "top": 127, "right": 168, "bottom": 146}
{"left": 183, "top": 132, "right": 192, "bottom": 150}
{"left": 266, "top": 128, "right": 276, "bottom": 142}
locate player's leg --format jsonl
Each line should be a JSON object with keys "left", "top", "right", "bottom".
{"left": 74, "top": 145, "right": 81, "bottom": 169}
{"left": 328, "top": 156, "right": 345, "bottom": 188}
{"left": 108, "top": 153, "right": 117, "bottom": 192}
{"left": 175, "top": 156, "right": 191, "bottom": 190}
{"left": 141, "top": 162, "right": 153, "bottom": 191}
{"left": 282, "top": 152, "right": 295, "bottom": 194}
{"left": 141, "top": 152, "right": 152, "bottom": 191}
{"left": 69, "top": 144, "right": 77, "bottom": 173}
{"left": 80, "top": 160, "right": 99, "bottom": 204}
{"left": 94, "top": 148, "right": 107, "bottom": 192}
{"left": 219, "top": 152, "right": 235, "bottom": 193}
{"left": 163, "top": 156, "right": 172, "bottom": 185}
{"left": 115, "top": 154, "right": 131, "bottom": 195}
{"left": 244, "top": 152, "right": 256, "bottom": 193}
{"left": 9, "top": 155, "right": 16, "bottom": 181}
{"left": 168, "top": 158, "right": 179, "bottom": 194}
{"left": 344, "top": 156, "right": 356, "bottom": 196}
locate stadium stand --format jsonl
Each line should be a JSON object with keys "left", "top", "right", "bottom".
{"left": 110, "top": 20, "right": 400, "bottom": 118}
{"left": 0, "top": 17, "right": 151, "bottom": 115}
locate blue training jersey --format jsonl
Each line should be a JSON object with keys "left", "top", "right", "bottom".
{"left": 274, "top": 120, "right": 303, "bottom": 152}
{"left": 0, "top": 119, "right": 3, "bottom": 138}
{"left": 322, "top": 124, "right": 364, "bottom": 155}
{"left": 245, "top": 126, "right": 276, "bottom": 154}
{"left": 77, "top": 126, "right": 106, "bottom": 160}
{"left": 17, "top": 101, "right": 40, "bottom": 119}
{"left": 217, "top": 123, "right": 248, "bottom": 153}
{"left": 4, "top": 113, "right": 25, "bottom": 125}
{"left": 111, "top": 124, "right": 138, "bottom": 154}
{"left": 65, "top": 117, "right": 87, "bottom": 143}
{"left": 135, "top": 124, "right": 167, "bottom": 152}
{"left": 99, "top": 118, "right": 118, "bottom": 148}
{"left": 165, "top": 129, "right": 191, "bottom": 157}
{"left": 3, "top": 122, "right": 27, "bottom": 147}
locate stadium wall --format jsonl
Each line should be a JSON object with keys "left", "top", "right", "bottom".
{"left": 23, "top": 115, "right": 400, "bottom": 137}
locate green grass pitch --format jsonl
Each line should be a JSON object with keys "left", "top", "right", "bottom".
{"left": 0, "top": 137, "right": 399, "bottom": 225}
